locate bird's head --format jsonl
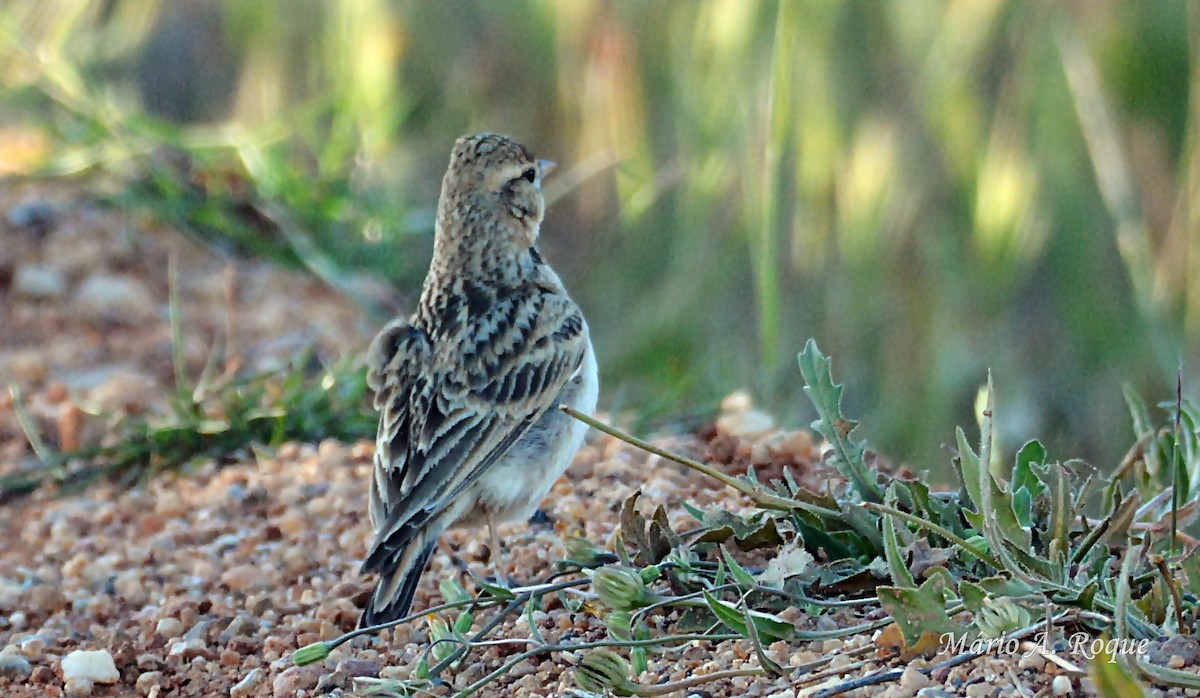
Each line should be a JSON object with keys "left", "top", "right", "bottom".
{"left": 437, "top": 133, "right": 555, "bottom": 253}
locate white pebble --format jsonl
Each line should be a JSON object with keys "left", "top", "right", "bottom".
{"left": 65, "top": 677, "right": 94, "bottom": 698}
{"left": 155, "top": 617, "right": 184, "bottom": 638}
{"left": 0, "top": 644, "right": 32, "bottom": 678}
{"left": 13, "top": 265, "right": 66, "bottom": 299}
{"left": 1051, "top": 675, "right": 1073, "bottom": 696}
{"left": 230, "top": 668, "right": 262, "bottom": 698}
{"left": 716, "top": 409, "right": 775, "bottom": 439}
{"left": 74, "top": 274, "right": 157, "bottom": 322}
{"left": 61, "top": 649, "right": 120, "bottom": 684}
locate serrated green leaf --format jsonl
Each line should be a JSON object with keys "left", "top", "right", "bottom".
{"left": 797, "top": 339, "right": 882, "bottom": 503}
{"left": 877, "top": 575, "right": 964, "bottom": 647}
{"left": 695, "top": 510, "right": 783, "bottom": 550}
{"left": 882, "top": 486, "right": 915, "bottom": 589}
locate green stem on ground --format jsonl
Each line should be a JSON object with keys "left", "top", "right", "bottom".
{"left": 560, "top": 406, "right": 837, "bottom": 517}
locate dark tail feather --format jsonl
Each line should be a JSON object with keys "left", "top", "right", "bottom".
{"left": 359, "top": 541, "right": 437, "bottom": 629}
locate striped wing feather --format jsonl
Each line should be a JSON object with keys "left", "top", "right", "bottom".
{"left": 362, "top": 282, "right": 586, "bottom": 572}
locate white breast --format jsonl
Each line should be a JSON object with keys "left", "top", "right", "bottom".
{"left": 473, "top": 338, "right": 598, "bottom": 524}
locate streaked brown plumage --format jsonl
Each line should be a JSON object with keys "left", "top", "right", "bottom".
{"left": 359, "top": 133, "right": 599, "bottom": 627}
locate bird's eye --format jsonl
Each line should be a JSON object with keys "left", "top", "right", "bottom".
{"left": 520, "top": 168, "right": 536, "bottom": 183}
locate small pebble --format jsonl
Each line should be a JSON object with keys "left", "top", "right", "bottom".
{"left": 65, "top": 677, "right": 94, "bottom": 697}
{"left": 61, "top": 649, "right": 119, "bottom": 684}
{"left": 136, "top": 670, "right": 162, "bottom": 696}
{"left": 8, "top": 200, "right": 57, "bottom": 235}
{"left": 899, "top": 665, "right": 931, "bottom": 692}
{"left": 271, "top": 664, "right": 323, "bottom": 696}
{"left": 18, "top": 633, "right": 44, "bottom": 662}
{"left": 13, "top": 265, "right": 67, "bottom": 299}
{"left": 74, "top": 274, "right": 157, "bottom": 322}
{"left": 335, "top": 658, "right": 380, "bottom": 678}
{"left": 0, "top": 645, "right": 32, "bottom": 679}
{"left": 155, "top": 617, "right": 183, "bottom": 639}
{"left": 167, "top": 637, "right": 209, "bottom": 661}
{"left": 230, "top": 667, "right": 263, "bottom": 698}
{"left": 1051, "top": 675, "right": 1073, "bottom": 696}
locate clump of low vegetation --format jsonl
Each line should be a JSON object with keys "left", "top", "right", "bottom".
{"left": 286, "top": 340, "right": 1199, "bottom": 697}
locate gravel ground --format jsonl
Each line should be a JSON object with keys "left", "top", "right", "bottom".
{"left": 3, "top": 186, "right": 1200, "bottom": 697}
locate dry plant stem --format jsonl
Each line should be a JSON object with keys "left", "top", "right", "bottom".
{"left": 452, "top": 635, "right": 745, "bottom": 698}
{"left": 792, "top": 654, "right": 883, "bottom": 689}
{"left": 862, "top": 502, "right": 1004, "bottom": 570}
{"left": 5, "top": 378, "right": 58, "bottom": 469}
{"left": 324, "top": 577, "right": 591, "bottom": 655}
{"left": 560, "top": 406, "right": 833, "bottom": 516}
{"left": 632, "top": 668, "right": 766, "bottom": 696}
{"left": 1017, "top": 641, "right": 1084, "bottom": 675}
{"left": 1155, "top": 555, "right": 1186, "bottom": 632}
{"left": 1006, "top": 665, "right": 1036, "bottom": 698}
{"left": 425, "top": 577, "right": 592, "bottom": 675}
{"left": 1111, "top": 432, "right": 1154, "bottom": 481}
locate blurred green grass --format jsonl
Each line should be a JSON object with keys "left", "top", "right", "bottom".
{"left": 0, "top": 0, "right": 1197, "bottom": 475}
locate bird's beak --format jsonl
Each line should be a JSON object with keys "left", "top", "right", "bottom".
{"left": 537, "top": 159, "right": 557, "bottom": 177}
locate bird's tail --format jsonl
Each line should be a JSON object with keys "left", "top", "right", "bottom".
{"left": 358, "top": 540, "right": 437, "bottom": 629}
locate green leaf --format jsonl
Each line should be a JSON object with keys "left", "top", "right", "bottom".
{"left": 955, "top": 426, "right": 984, "bottom": 514}
{"left": 695, "top": 510, "right": 783, "bottom": 550}
{"left": 680, "top": 500, "right": 707, "bottom": 523}
{"left": 474, "top": 576, "right": 516, "bottom": 600}
{"left": 877, "top": 575, "right": 964, "bottom": 647}
{"left": 977, "top": 576, "right": 1038, "bottom": 598}
{"left": 741, "top": 597, "right": 786, "bottom": 677}
{"left": 1012, "top": 486, "right": 1033, "bottom": 529}
{"left": 1011, "top": 439, "right": 1048, "bottom": 528}
{"left": 1124, "top": 385, "right": 1155, "bottom": 438}
{"left": 1012, "top": 439, "right": 1048, "bottom": 496}
{"left": 797, "top": 339, "right": 883, "bottom": 503}
{"left": 720, "top": 546, "right": 756, "bottom": 588}
{"left": 840, "top": 500, "right": 885, "bottom": 552}
{"left": 701, "top": 591, "right": 796, "bottom": 642}
{"left": 958, "top": 580, "right": 987, "bottom": 615}
{"left": 882, "top": 485, "right": 915, "bottom": 589}
{"left": 439, "top": 578, "right": 472, "bottom": 605}
{"left": 453, "top": 611, "right": 474, "bottom": 635}
{"left": 1033, "top": 461, "right": 1071, "bottom": 569}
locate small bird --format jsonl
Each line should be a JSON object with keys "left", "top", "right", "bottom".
{"left": 359, "top": 133, "right": 599, "bottom": 627}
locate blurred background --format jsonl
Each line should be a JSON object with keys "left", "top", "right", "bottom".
{"left": 0, "top": 0, "right": 1197, "bottom": 476}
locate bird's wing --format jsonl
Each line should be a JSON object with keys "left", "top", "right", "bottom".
{"left": 364, "top": 318, "right": 432, "bottom": 532}
{"left": 363, "top": 280, "right": 588, "bottom": 570}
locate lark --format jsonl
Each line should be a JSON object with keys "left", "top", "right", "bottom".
{"left": 358, "top": 133, "right": 599, "bottom": 627}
